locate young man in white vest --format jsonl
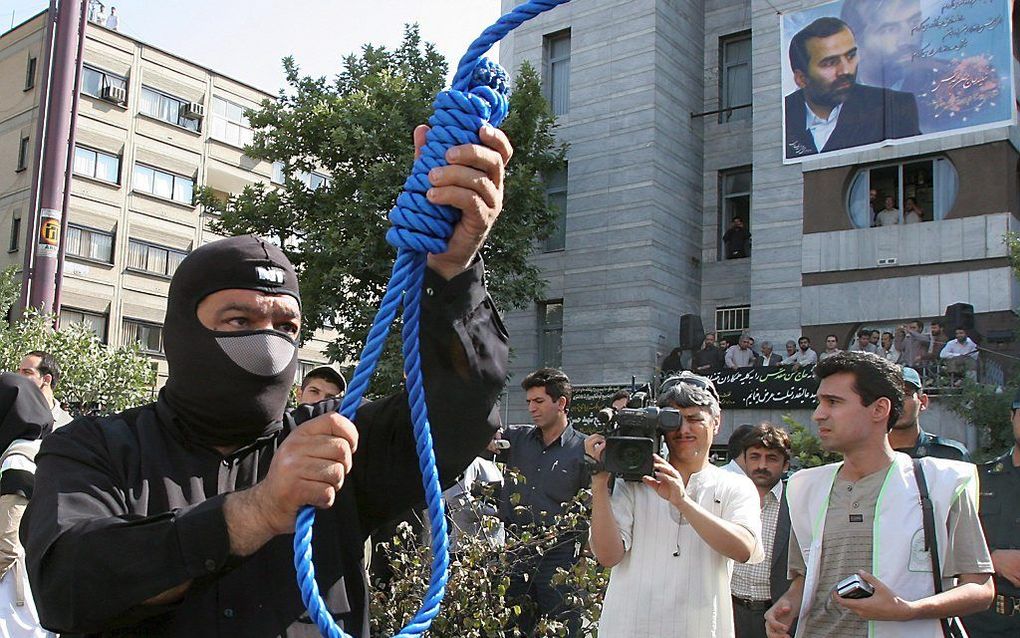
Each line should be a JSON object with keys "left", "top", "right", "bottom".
{"left": 764, "top": 351, "right": 994, "bottom": 638}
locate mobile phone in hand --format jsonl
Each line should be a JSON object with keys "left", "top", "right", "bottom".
{"left": 835, "top": 574, "right": 874, "bottom": 599}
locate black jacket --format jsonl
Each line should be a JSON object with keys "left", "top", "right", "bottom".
{"left": 22, "top": 262, "right": 509, "bottom": 637}
{"left": 784, "top": 83, "right": 920, "bottom": 159}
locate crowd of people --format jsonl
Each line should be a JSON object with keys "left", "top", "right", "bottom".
{"left": 677, "top": 322, "right": 982, "bottom": 388}
{"left": 0, "top": 120, "right": 1015, "bottom": 638}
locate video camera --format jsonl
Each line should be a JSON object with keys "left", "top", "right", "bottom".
{"left": 594, "top": 392, "right": 681, "bottom": 481}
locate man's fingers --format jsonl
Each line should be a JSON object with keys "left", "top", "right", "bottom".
{"left": 478, "top": 125, "right": 513, "bottom": 165}
{"left": 413, "top": 124, "right": 430, "bottom": 161}
{"left": 446, "top": 142, "right": 505, "bottom": 188}
{"left": 427, "top": 185, "right": 493, "bottom": 220}
{"left": 428, "top": 165, "right": 499, "bottom": 209}
{"left": 297, "top": 413, "right": 359, "bottom": 453}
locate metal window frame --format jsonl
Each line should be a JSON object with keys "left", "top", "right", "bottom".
{"left": 122, "top": 318, "right": 165, "bottom": 354}
{"left": 60, "top": 306, "right": 109, "bottom": 343}
{"left": 719, "top": 31, "right": 752, "bottom": 123}
{"left": 24, "top": 55, "right": 36, "bottom": 91}
{"left": 73, "top": 144, "right": 121, "bottom": 184}
{"left": 846, "top": 157, "right": 939, "bottom": 228}
{"left": 542, "top": 29, "right": 571, "bottom": 115}
{"left": 542, "top": 164, "right": 568, "bottom": 252}
{"left": 718, "top": 166, "right": 752, "bottom": 259}
{"left": 139, "top": 85, "right": 200, "bottom": 130}
{"left": 715, "top": 305, "right": 751, "bottom": 337}
{"left": 537, "top": 299, "right": 564, "bottom": 368}
{"left": 81, "top": 64, "right": 127, "bottom": 99}
{"left": 131, "top": 162, "right": 195, "bottom": 205}
{"left": 66, "top": 223, "right": 115, "bottom": 264}
{"left": 126, "top": 238, "right": 189, "bottom": 278}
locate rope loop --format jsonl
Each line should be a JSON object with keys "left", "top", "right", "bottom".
{"left": 294, "top": 3, "right": 571, "bottom": 637}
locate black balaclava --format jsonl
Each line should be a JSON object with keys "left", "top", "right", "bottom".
{"left": 0, "top": 372, "right": 54, "bottom": 454}
{"left": 162, "top": 235, "right": 300, "bottom": 448}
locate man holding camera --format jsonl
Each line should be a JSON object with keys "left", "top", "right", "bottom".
{"left": 765, "top": 352, "right": 993, "bottom": 638}
{"left": 586, "top": 372, "right": 763, "bottom": 637}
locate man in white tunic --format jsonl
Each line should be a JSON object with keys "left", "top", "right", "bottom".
{"left": 765, "top": 351, "right": 994, "bottom": 638}
{"left": 586, "top": 372, "right": 763, "bottom": 637}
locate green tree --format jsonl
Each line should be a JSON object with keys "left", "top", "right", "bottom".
{"left": 782, "top": 414, "right": 841, "bottom": 469}
{"left": 200, "top": 26, "right": 566, "bottom": 393}
{"left": 0, "top": 267, "right": 156, "bottom": 414}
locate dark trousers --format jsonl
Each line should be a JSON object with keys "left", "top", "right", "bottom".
{"left": 506, "top": 541, "right": 580, "bottom": 637}
{"left": 732, "top": 596, "right": 769, "bottom": 638}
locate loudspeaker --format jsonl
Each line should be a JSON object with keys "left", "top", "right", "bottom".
{"left": 678, "top": 314, "right": 705, "bottom": 350}
{"left": 944, "top": 303, "right": 975, "bottom": 332}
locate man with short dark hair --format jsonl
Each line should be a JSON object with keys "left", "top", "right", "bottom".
{"left": 878, "top": 331, "right": 900, "bottom": 364}
{"left": 726, "top": 334, "right": 757, "bottom": 370}
{"left": 756, "top": 342, "right": 783, "bottom": 368}
{"left": 724, "top": 424, "right": 756, "bottom": 475}
{"left": 610, "top": 389, "right": 631, "bottom": 410}
{"left": 784, "top": 17, "right": 919, "bottom": 159}
{"left": 296, "top": 364, "right": 346, "bottom": 405}
{"left": 732, "top": 423, "right": 794, "bottom": 638}
{"left": 782, "top": 337, "right": 817, "bottom": 369}
{"left": 819, "top": 335, "right": 841, "bottom": 362}
{"left": 940, "top": 328, "right": 979, "bottom": 383}
{"left": 888, "top": 367, "right": 969, "bottom": 461}
{"left": 22, "top": 123, "right": 513, "bottom": 636}
{"left": 766, "top": 352, "right": 994, "bottom": 638}
{"left": 693, "top": 332, "right": 726, "bottom": 375}
{"left": 849, "top": 329, "right": 878, "bottom": 355}
{"left": 500, "top": 368, "right": 589, "bottom": 637}
{"left": 17, "top": 351, "right": 73, "bottom": 428}
{"left": 587, "top": 372, "right": 762, "bottom": 637}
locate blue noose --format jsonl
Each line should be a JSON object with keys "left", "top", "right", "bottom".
{"left": 292, "top": 1, "right": 572, "bottom": 637}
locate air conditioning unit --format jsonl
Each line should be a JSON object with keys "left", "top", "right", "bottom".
{"left": 183, "top": 101, "right": 205, "bottom": 119}
{"left": 100, "top": 84, "right": 126, "bottom": 105}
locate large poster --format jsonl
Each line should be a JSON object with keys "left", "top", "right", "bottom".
{"left": 781, "top": 0, "right": 1014, "bottom": 163}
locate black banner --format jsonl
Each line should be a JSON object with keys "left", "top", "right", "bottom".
{"left": 568, "top": 384, "right": 630, "bottom": 434}
{"left": 708, "top": 365, "right": 819, "bottom": 409}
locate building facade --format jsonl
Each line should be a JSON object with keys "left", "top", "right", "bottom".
{"left": 0, "top": 11, "right": 333, "bottom": 383}
{"left": 498, "top": 0, "right": 1019, "bottom": 437}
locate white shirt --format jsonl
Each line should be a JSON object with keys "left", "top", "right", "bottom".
{"left": 940, "top": 337, "right": 978, "bottom": 359}
{"left": 442, "top": 457, "right": 504, "bottom": 552}
{"left": 721, "top": 459, "right": 745, "bottom": 476}
{"left": 51, "top": 404, "right": 73, "bottom": 429}
{"left": 805, "top": 101, "right": 843, "bottom": 152}
{"left": 782, "top": 348, "right": 817, "bottom": 366}
{"left": 904, "top": 210, "right": 922, "bottom": 223}
{"left": 876, "top": 208, "right": 901, "bottom": 226}
{"left": 881, "top": 345, "right": 901, "bottom": 364}
{"left": 724, "top": 345, "right": 755, "bottom": 369}
{"left": 595, "top": 464, "right": 763, "bottom": 638}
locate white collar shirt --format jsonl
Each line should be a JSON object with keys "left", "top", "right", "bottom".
{"left": 595, "top": 464, "right": 764, "bottom": 637}
{"left": 805, "top": 101, "right": 842, "bottom": 152}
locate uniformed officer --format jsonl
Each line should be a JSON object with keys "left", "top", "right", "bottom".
{"left": 887, "top": 366, "right": 971, "bottom": 461}
{"left": 962, "top": 389, "right": 1020, "bottom": 637}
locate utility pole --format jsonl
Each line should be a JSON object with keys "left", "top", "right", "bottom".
{"left": 24, "top": 0, "right": 87, "bottom": 315}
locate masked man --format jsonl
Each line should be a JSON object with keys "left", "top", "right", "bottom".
{"left": 22, "top": 126, "right": 511, "bottom": 637}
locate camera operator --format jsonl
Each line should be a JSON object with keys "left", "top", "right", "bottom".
{"left": 586, "top": 372, "right": 763, "bottom": 637}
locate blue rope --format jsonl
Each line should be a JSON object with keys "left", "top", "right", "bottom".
{"left": 293, "top": 1, "right": 571, "bottom": 636}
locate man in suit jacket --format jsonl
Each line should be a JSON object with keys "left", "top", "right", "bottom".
{"left": 784, "top": 17, "right": 920, "bottom": 160}
{"left": 754, "top": 342, "right": 784, "bottom": 368}
{"left": 731, "top": 423, "right": 793, "bottom": 638}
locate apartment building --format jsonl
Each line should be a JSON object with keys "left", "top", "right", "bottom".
{"left": 498, "top": 0, "right": 1019, "bottom": 436}
{"left": 0, "top": 11, "right": 333, "bottom": 381}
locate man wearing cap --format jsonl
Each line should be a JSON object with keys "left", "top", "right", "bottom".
{"left": 297, "top": 364, "right": 347, "bottom": 405}
{"left": 887, "top": 367, "right": 970, "bottom": 462}
{"left": 962, "top": 390, "right": 1020, "bottom": 637}
{"left": 22, "top": 126, "right": 512, "bottom": 636}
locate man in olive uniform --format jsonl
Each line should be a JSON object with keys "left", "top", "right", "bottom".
{"left": 887, "top": 366, "right": 970, "bottom": 461}
{"left": 962, "top": 390, "right": 1020, "bottom": 637}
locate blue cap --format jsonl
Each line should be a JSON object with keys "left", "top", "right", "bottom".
{"left": 1012, "top": 389, "right": 1020, "bottom": 410}
{"left": 902, "top": 367, "right": 922, "bottom": 390}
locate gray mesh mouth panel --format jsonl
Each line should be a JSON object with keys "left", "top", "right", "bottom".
{"left": 215, "top": 332, "right": 295, "bottom": 377}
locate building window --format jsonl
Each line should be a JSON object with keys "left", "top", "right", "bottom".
{"left": 296, "top": 170, "right": 331, "bottom": 191}
{"left": 210, "top": 96, "right": 255, "bottom": 148}
{"left": 59, "top": 308, "right": 108, "bottom": 342}
{"left": 543, "top": 30, "right": 570, "bottom": 116}
{"left": 81, "top": 65, "right": 127, "bottom": 100}
{"left": 66, "top": 225, "right": 114, "bottom": 263}
{"left": 543, "top": 167, "right": 567, "bottom": 252}
{"left": 716, "top": 305, "right": 750, "bottom": 345}
{"left": 720, "top": 33, "right": 752, "bottom": 122}
{"left": 9, "top": 212, "right": 20, "bottom": 252}
{"left": 73, "top": 145, "right": 120, "bottom": 183}
{"left": 24, "top": 56, "right": 36, "bottom": 90}
{"left": 132, "top": 163, "right": 195, "bottom": 205}
{"left": 122, "top": 319, "right": 163, "bottom": 354}
{"left": 846, "top": 157, "right": 958, "bottom": 228}
{"left": 537, "top": 300, "right": 563, "bottom": 368}
{"left": 127, "top": 239, "right": 188, "bottom": 278}
{"left": 719, "top": 168, "right": 751, "bottom": 260}
{"left": 139, "top": 86, "right": 201, "bottom": 132}
{"left": 271, "top": 161, "right": 286, "bottom": 185}
{"left": 17, "top": 136, "right": 30, "bottom": 171}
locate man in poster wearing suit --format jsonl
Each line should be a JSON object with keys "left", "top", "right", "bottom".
{"left": 784, "top": 17, "right": 920, "bottom": 159}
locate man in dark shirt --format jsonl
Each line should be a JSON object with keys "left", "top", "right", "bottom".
{"left": 22, "top": 126, "right": 512, "bottom": 637}
{"left": 887, "top": 366, "right": 970, "bottom": 461}
{"left": 500, "top": 368, "right": 589, "bottom": 637}
{"left": 693, "top": 332, "right": 725, "bottom": 375}
{"left": 963, "top": 390, "right": 1020, "bottom": 637}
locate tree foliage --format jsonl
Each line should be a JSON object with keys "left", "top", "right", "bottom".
{"left": 201, "top": 26, "right": 566, "bottom": 392}
{"left": 0, "top": 267, "right": 155, "bottom": 414}
{"left": 781, "top": 414, "right": 841, "bottom": 469}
